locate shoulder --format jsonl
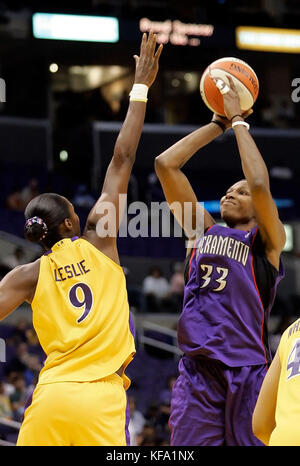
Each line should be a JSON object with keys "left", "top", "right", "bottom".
{"left": 276, "top": 319, "right": 300, "bottom": 363}
{"left": 19, "top": 258, "right": 40, "bottom": 278}
{"left": 7, "top": 259, "right": 40, "bottom": 282}
{"left": 0, "top": 259, "right": 41, "bottom": 306}
{"left": 253, "top": 227, "right": 283, "bottom": 272}
{"left": 75, "top": 237, "right": 124, "bottom": 276}
{"left": 80, "top": 233, "right": 121, "bottom": 266}
{"left": 13, "top": 259, "right": 40, "bottom": 296}
{"left": 282, "top": 318, "right": 300, "bottom": 342}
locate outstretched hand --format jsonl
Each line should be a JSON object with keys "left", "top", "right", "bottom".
{"left": 134, "top": 31, "right": 163, "bottom": 88}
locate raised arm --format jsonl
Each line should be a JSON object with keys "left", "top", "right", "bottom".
{"left": 83, "top": 32, "right": 163, "bottom": 262}
{"left": 218, "top": 76, "right": 285, "bottom": 268}
{"left": 154, "top": 116, "right": 231, "bottom": 247}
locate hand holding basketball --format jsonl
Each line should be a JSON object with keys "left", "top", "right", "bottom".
{"left": 213, "top": 75, "right": 253, "bottom": 121}
{"left": 216, "top": 75, "right": 242, "bottom": 120}
{"left": 200, "top": 57, "right": 259, "bottom": 117}
{"left": 211, "top": 77, "right": 253, "bottom": 130}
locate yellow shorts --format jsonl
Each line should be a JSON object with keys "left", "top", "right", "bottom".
{"left": 17, "top": 374, "right": 127, "bottom": 446}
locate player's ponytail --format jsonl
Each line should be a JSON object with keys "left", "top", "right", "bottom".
{"left": 24, "top": 193, "right": 70, "bottom": 249}
{"left": 24, "top": 216, "right": 48, "bottom": 243}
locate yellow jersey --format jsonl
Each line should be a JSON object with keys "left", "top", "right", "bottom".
{"left": 31, "top": 237, "right": 135, "bottom": 389}
{"left": 269, "top": 318, "right": 300, "bottom": 446}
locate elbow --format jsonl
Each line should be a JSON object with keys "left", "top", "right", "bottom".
{"left": 155, "top": 155, "right": 170, "bottom": 175}
{"left": 155, "top": 154, "right": 181, "bottom": 178}
{"left": 154, "top": 156, "right": 162, "bottom": 174}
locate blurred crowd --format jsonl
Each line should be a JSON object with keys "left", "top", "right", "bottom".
{"left": 125, "top": 264, "right": 185, "bottom": 314}
{"left": 0, "top": 318, "right": 43, "bottom": 426}
{"left": 0, "top": 317, "right": 177, "bottom": 445}
{"left": 128, "top": 376, "right": 176, "bottom": 446}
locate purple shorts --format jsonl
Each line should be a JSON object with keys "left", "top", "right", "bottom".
{"left": 169, "top": 356, "right": 267, "bottom": 446}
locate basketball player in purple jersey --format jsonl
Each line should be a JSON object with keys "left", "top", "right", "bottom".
{"left": 155, "top": 76, "right": 286, "bottom": 446}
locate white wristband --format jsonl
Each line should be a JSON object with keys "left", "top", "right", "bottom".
{"left": 232, "top": 120, "right": 250, "bottom": 130}
{"left": 129, "top": 84, "right": 149, "bottom": 102}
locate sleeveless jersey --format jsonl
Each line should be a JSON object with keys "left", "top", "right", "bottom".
{"left": 179, "top": 224, "right": 284, "bottom": 367}
{"left": 269, "top": 318, "right": 300, "bottom": 446}
{"left": 31, "top": 237, "right": 135, "bottom": 389}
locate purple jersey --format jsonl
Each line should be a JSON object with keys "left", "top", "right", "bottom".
{"left": 178, "top": 224, "right": 284, "bottom": 367}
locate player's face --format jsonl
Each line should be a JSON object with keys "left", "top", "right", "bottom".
{"left": 220, "top": 180, "right": 255, "bottom": 226}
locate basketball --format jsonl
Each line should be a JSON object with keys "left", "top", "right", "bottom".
{"left": 200, "top": 57, "right": 259, "bottom": 117}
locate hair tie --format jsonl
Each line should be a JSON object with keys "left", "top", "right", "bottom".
{"left": 25, "top": 216, "right": 48, "bottom": 241}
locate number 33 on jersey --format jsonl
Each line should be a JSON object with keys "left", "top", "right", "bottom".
{"left": 200, "top": 264, "right": 229, "bottom": 292}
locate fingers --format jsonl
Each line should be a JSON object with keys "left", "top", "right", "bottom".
{"left": 139, "top": 30, "right": 162, "bottom": 60}
{"left": 209, "top": 72, "right": 238, "bottom": 96}
{"left": 148, "top": 30, "right": 157, "bottom": 57}
{"left": 217, "top": 80, "right": 230, "bottom": 95}
{"left": 212, "top": 77, "right": 230, "bottom": 95}
{"left": 140, "top": 32, "right": 147, "bottom": 56}
{"left": 154, "top": 43, "right": 163, "bottom": 61}
{"left": 140, "top": 30, "right": 154, "bottom": 57}
{"left": 134, "top": 30, "right": 162, "bottom": 87}
{"left": 226, "top": 75, "right": 238, "bottom": 94}
{"left": 209, "top": 69, "right": 229, "bottom": 95}
{"left": 133, "top": 54, "right": 139, "bottom": 67}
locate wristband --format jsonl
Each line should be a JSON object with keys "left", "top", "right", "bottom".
{"left": 232, "top": 120, "right": 250, "bottom": 130}
{"left": 211, "top": 120, "right": 225, "bottom": 133}
{"left": 230, "top": 114, "right": 243, "bottom": 121}
{"left": 129, "top": 84, "right": 149, "bottom": 102}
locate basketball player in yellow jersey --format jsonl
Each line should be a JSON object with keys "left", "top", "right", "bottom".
{"left": 0, "top": 32, "right": 163, "bottom": 446}
{"left": 253, "top": 317, "right": 300, "bottom": 446}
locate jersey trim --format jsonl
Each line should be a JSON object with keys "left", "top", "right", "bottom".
{"left": 250, "top": 227, "right": 269, "bottom": 366}
{"left": 188, "top": 247, "right": 196, "bottom": 281}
